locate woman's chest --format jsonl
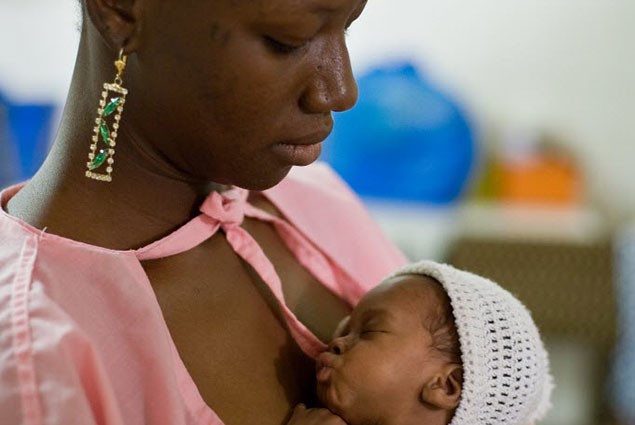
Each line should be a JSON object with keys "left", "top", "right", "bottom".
{"left": 143, "top": 217, "right": 351, "bottom": 425}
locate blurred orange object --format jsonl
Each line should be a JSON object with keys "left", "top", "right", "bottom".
{"left": 497, "top": 153, "right": 583, "bottom": 205}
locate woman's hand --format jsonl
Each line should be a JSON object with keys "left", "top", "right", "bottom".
{"left": 288, "top": 404, "right": 347, "bottom": 425}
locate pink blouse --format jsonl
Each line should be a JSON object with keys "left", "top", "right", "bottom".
{"left": 0, "top": 163, "right": 406, "bottom": 425}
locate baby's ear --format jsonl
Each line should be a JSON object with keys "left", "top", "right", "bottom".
{"left": 420, "top": 363, "right": 463, "bottom": 411}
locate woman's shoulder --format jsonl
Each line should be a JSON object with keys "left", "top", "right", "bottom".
{"left": 0, "top": 216, "right": 189, "bottom": 424}
{"left": 263, "top": 162, "right": 407, "bottom": 286}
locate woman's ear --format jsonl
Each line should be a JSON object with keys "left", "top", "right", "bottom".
{"left": 84, "top": 0, "right": 142, "bottom": 52}
{"left": 420, "top": 363, "right": 463, "bottom": 411}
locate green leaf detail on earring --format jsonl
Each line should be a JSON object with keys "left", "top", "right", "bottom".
{"left": 89, "top": 149, "right": 108, "bottom": 170}
{"left": 100, "top": 121, "right": 110, "bottom": 144}
{"left": 102, "top": 97, "right": 121, "bottom": 117}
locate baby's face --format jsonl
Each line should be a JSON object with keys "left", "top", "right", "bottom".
{"left": 316, "top": 275, "right": 451, "bottom": 425}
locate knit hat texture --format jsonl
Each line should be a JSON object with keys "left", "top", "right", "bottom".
{"left": 389, "top": 260, "right": 553, "bottom": 425}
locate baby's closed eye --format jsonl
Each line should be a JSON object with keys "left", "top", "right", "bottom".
{"left": 360, "top": 328, "right": 388, "bottom": 339}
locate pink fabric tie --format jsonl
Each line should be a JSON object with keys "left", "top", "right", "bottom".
{"left": 199, "top": 190, "right": 246, "bottom": 228}
{"left": 136, "top": 188, "right": 326, "bottom": 357}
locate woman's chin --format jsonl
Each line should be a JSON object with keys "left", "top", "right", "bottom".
{"left": 226, "top": 166, "right": 293, "bottom": 192}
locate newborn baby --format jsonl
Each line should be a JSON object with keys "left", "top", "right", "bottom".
{"left": 290, "top": 260, "right": 553, "bottom": 425}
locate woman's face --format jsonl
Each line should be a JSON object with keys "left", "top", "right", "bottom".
{"left": 124, "top": 0, "right": 366, "bottom": 189}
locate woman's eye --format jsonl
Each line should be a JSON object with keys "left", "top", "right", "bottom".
{"left": 264, "top": 36, "right": 306, "bottom": 55}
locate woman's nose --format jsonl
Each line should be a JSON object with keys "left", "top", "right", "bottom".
{"left": 300, "top": 36, "right": 358, "bottom": 114}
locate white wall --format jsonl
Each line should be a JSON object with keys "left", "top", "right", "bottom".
{"left": 2, "top": 0, "right": 634, "bottom": 218}
{"left": 0, "top": 0, "right": 80, "bottom": 103}
{"left": 346, "top": 0, "right": 635, "bottom": 220}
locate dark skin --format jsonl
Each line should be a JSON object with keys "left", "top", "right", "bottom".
{"left": 289, "top": 276, "right": 462, "bottom": 425}
{"left": 6, "top": 0, "right": 368, "bottom": 424}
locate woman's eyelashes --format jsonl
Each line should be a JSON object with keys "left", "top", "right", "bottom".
{"left": 264, "top": 36, "right": 309, "bottom": 55}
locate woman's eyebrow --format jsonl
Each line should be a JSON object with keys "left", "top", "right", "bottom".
{"left": 306, "top": 0, "right": 368, "bottom": 15}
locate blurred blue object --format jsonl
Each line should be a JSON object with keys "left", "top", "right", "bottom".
{"left": 0, "top": 90, "right": 55, "bottom": 186}
{"left": 0, "top": 100, "right": 20, "bottom": 187}
{"left": 610, "top": 225, "right": 635, "bottom": 425}
{"left": 321, "top": 62, "right": 476, "bottom": 204}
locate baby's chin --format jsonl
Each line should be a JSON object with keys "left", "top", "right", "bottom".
{"left": 317, "top": 382, "right": 355, "bottom": 424}
{"left": 317, "top": 382, "right": 337, "bottom": 410}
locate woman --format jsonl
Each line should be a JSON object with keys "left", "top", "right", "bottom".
{"left": 0, "top": 0, "right": 406, "bottom": 424}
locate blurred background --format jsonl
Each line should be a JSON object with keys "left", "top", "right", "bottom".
{"left": 1, "top": 1, "right": 633, "bottom": 424}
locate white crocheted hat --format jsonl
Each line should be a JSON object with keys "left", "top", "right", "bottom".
{"left": 389, "top": 260, "right": 553, "bottom": 425}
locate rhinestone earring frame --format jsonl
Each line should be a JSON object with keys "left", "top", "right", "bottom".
{"left": 85, "top": 49, "right": 128, "bottom": 182}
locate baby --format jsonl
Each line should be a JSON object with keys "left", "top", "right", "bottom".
{"left": 290, "top": 260, "right": 553, "bottom": 425}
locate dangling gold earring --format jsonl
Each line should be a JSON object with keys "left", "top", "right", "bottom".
{"left": 85, "top": 48, "right": 128, "bottom": 182}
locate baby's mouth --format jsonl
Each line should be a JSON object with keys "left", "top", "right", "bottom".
{"left": 316, "top": 351, "right": 338, "bottom": 367}
{"left": 316, "top": 363, "right": 333, "bottom": 382}
{"left": 315, "top": 351, "right": 339, "bottom": 382}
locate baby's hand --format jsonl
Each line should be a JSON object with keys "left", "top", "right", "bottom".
{"left": 288, "top": 404, "right": 347, "bottom": 425}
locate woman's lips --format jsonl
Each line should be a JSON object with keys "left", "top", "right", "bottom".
{"left": 271, "top": 142, "right": 322, "bottom": 166}
{"left": 272, "top": 130, "right": 330, "bottom": 166}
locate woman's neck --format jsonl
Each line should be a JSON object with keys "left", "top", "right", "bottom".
{"left": 6, "top": 47, "right": 219, "bottom": 250}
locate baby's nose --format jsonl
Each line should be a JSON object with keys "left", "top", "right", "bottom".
{"left": 328, "top": 337, "right": 347, "bottom": 355}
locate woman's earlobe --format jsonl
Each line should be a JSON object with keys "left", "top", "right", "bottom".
{"left": 420, "top": 364, "right": 463, "bottom": 411}
{"left": 84, "top": 0, "right": 142, "bottom": 52}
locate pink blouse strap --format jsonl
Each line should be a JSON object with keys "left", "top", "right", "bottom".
{"left": 135, "top": 187, "right": 326, "bottom": 357}
{"left": 223, "top": 221, "right": 326, "bottom": 357}
{"left": 135, "top": 188, "right": 247, "bottom": 261}
{"left": 243, "top": 205, "right": 342, "bottom": 303}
